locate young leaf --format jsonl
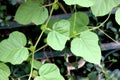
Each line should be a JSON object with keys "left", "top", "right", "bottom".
{"left": 0, "top": 63, "right": 10, "bottom": 80}
{"left": 32, "top": 59, "right": 42, "bottom": 70}
{"left": 0, "top": 31, "right": 29, "bottom": 64}
{"left": 63, "top": 0, "right": 96, "bottom": 7}
{"left": 32, "top": 70, "right": 38, "bottom": 77}
{"left": 15, "top": 0, "right": 48, "bottom": 25}
{"left": 115, "top": 8, "right": 120, "bottom": 25}
{"left": 69, "top": 12, "right": 89, "bottom": 35}
{"left": 34, "top": 63, "right": 64, "bottom": 80}
{"left": 71, "top": 31, "right": 101, "bottom": 65}
{"left": 47, "top": 20, "right": 70, "bottom": 50}
{"left": 91, "top": 0, "right": 120, "bottom": 16}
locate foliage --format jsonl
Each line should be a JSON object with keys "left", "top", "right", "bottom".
{"left": 14, "top": 0, "right": 48, "bottom": 25}
{"left": 71, "top": 30, "right": 101, "bottom": 65}
{"left": 91, "top": 0, "right": 120, "bottom": 16}
{"left": 115, "top": 8, "right": 120, "bottom": 25}
{"left": 47, "top": 20, "right": 70, "bottom": 50}
{"left": 34, "top": 63, "right": 64, "bottom": 80}
{"left": 0, "top": 0, "right": 120, "bottom": 80}
{"left": 0, "top": 63, "right": 10, "bottom": 80}
{"left": 0, "top": 31, "right": 29, "bottom": 64}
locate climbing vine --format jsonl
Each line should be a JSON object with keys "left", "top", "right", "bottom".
{"left": 0, "top": 0, "right": 120, "bottom": 80}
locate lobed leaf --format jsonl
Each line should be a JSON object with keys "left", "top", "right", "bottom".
{"left": 0, "top": 31, "right": 29, "bottom": 64}
{"left": 15, "top": 0, "right": 48, "bottom": 25}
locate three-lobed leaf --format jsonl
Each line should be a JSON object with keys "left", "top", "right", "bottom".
{"left": 71, "top": 31, "right": 101, "bottom": 65}
{"left": 47, "top": 20, "right": 70, "bottom": 50}
{"left": 0, "top": 31, "right": 29, "bottom": 64}
{"left": 0, "top": 63, "right": 10, "bottom": 80}
{"left": 34, "top": 63, "right": 64, "bottom": 80}
{"left": 63, "top": 0, "right": 96, "bottom": 7}
{"left": 115, "top": 8, "right": 120, "bottom": 25}
{"left": 15, "top": 0, "right": 48, "bottom": 25}
{"left": 91, "top": 0, "right": 120, "bottom": 16}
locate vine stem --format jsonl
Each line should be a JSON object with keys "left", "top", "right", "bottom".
{"left": 98, "top": 28, "right": 117, "bottom": 42}
{"left": 28, "top": 0, "right": 56, "bottom": 80}
{"left": 45, "top": 3, "right": 55, "bottom": 26}
{"left": 34, "top": 0, "right": 55, "bottom": 48}
{"left": 90, "top": 12, "right": 111, "bottom": 30}
{"left": 28, "top": 51, "right": 34, "bottom": 80}
{"left": 34, "top": 31, "right": 44, "bottom": 48}
{"left": 28, "top": 31, "right": 44, "bottom": 80}
{"left": 42, "top": 3, "right": 54, "bottom": 7}
{"left": 35, "top": 44, "right": 48, "bottom": 53}
{"left": 89, "top": 12, "right": 117, "bottom": 43}
{"left": 41, "top": 0, "right": 58, "bottom": 7}
{"left": 70, "top": 12, "right": 112, "bottom": 39}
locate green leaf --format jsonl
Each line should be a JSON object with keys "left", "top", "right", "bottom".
{"left": 88, "top": 72, "right": 97, "bottom": 80}
{"left": 47, "top": 32, "right": 69, "bottom": 50}
{"left": 69, "top": 12, "right": 89, "bottom": 35}
{"left": 71, "top": 31, "right": 101, "bottom": 65}
{"left": 0, "top": 31, "right": 29, "bottom": 64}
{"left": 34, "top": 63, "right": 64, "bottom": 80}
{"left": 47, "top": 20, "right": 70, "bottom": 50}
{"left": 115, "top": 8, "right": 120, "bottom": 25}
{"left": 63, "top": 0, "right": 96, "bottom": 7}
{"left": 14, "top": 0, "right": 48, "bottom": 25}
{"left": 32, "top": 59, "right": 42, "bottom": 70}
{"left": 0, "top": 63, "right": 10, "bottom": 80}
{"left": 91, "top": 0, "right": 120, "bottom": 16}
